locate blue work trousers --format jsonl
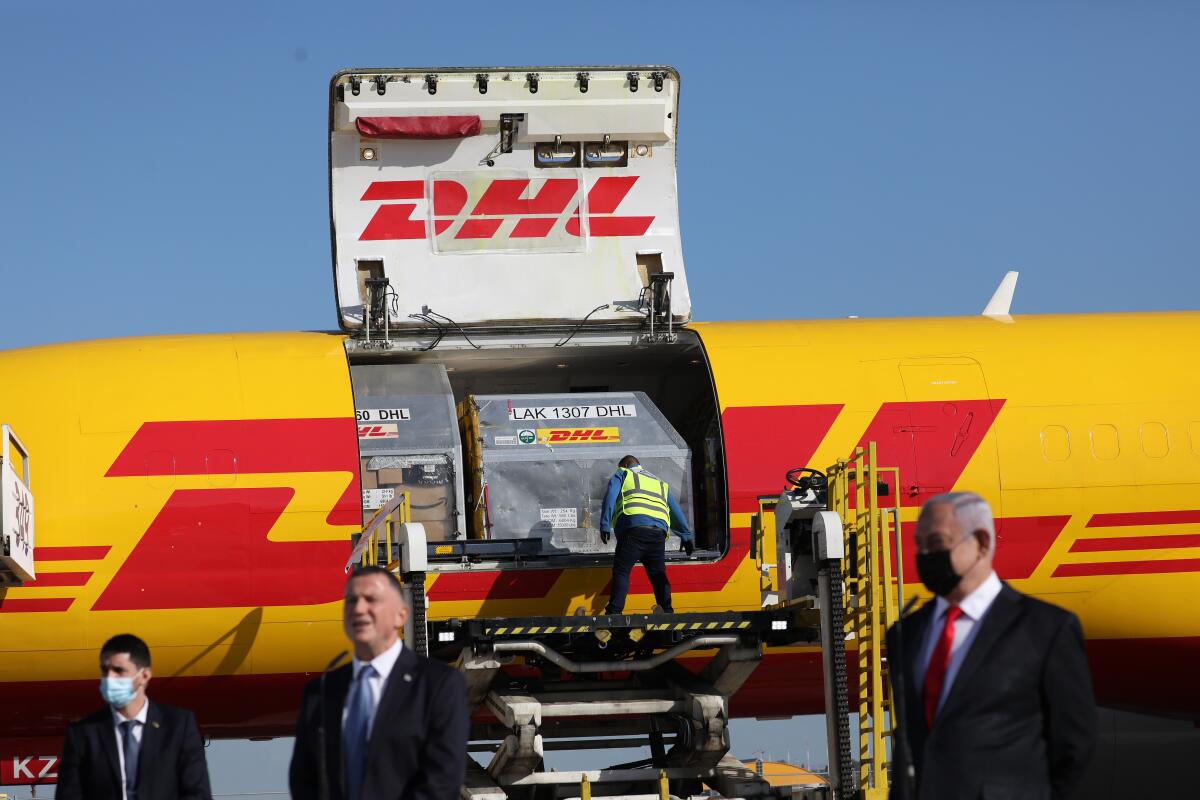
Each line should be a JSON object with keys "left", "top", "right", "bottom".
{"left": 606, "top": 526, "right": 672, "bottom": 614}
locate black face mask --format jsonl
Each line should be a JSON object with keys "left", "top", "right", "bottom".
{"left": 916, "top": 546, "right": 963, "bottom": 597}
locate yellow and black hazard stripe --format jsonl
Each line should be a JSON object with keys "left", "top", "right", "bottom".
{"left": 486, "top": 623, "right": 599, "bottom": 635}
{"left": 645, "top": 620, "right": 752, "bottom": 631}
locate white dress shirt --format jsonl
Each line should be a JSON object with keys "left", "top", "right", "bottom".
{"left": 916, "top": 570, "right": 1003, "bottom": 715}
{"left": 111, "top": 699, "right": 149, "bottom": 800}
{"left": 345, "top": 638, "right": 403, "bottom": 736}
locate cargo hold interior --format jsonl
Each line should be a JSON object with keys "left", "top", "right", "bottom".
{"left": 348, "top": 329, "right": 728, "bottom": 569}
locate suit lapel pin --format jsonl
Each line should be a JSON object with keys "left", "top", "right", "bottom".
{"left": 151, "top": 721, "right": 160, "bottom": 728}
{"left": 404, "top": 673, "right": 412, "bottom": 682}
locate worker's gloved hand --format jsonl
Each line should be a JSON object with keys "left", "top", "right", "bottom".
{"left": 683, "top": 539, "right": 695, "bottom": 557}
{"left": 601, "top": 529, "right": 611, "bottom": 545}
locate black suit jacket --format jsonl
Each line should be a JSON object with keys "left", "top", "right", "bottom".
{"left": 289, "top": 645, "right": 469, "bottom": 800}
{"left": 887, "top": 583, "right": 1096, "bottom": 800}
{"left": 57, "top": 701, "right": 212, "bottom": 800}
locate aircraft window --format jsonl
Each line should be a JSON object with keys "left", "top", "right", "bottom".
{"left": 1090, "top": 424, "right": 1120, "bottom": 461}
{"left": 1140, "top": 423, "right": 1170, "bottom": 459}
{"left": 1040, "top": 425, "right": 1070, "bottom": 462}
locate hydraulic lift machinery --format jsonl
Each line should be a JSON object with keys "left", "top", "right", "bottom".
{"left": 354, "top": 444, "right": 903, "bottom": 800}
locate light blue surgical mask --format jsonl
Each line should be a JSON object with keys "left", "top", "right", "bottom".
{"left": 100, "top": 677, "right": 137, "bottom": 708}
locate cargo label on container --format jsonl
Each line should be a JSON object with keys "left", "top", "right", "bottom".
{"left": 356, "top": 408, "right": 412, "bottom": 422}
{"left": 495, "top": 429, "right": 538, "bottom": 446}
{"left": 539, "top": 507, "right": 579, "bottom": 529}
{"left": 509, "top": 404, "right": 637, "bottom": 421}
{"left": 536, "top": 427, "right": 621, "bottom": 444}
{"left": 362, "top": 488, "right": 396, "bottom": 509}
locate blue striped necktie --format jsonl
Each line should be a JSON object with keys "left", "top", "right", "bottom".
{"left": 121, "top": 720, "right": 140, "bottom": 800}
{"left": 343, "top": 664, "right": 376, "bottom": 800}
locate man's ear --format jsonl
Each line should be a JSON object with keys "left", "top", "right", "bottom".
{"left": 975, "top": 528, "right": 992, "bottom": 555}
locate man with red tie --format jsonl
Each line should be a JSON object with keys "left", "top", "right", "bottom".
{"left": 887, "top": 493, "right": 1096, "bottom": 800}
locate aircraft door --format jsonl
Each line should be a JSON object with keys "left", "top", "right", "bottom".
{"left": 898, "top": 360, "right": 1001, "bottom": 510}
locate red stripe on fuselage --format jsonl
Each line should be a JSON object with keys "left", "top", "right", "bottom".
{"left": 33, "top": 546, "right": 111, "bottom": 561}
{"left": 993, "top": 515, "right": 1072, "bottom": 579}
{"left": 722, "top": 405, "right": 843, "bottom": 514}
{"left": 427, "top": 569, "right": 562, "bottom": 602}
{"left": 1087, "top": 510, "right": 1200, "bottom": 527}
{"left": 0, "top": 598, "right": 74, "bottom": 613}
{"left": 1053, "top": 559, "right": 1200, "bottom": 577}
{"left": 1071, "top": 533, "right": 1200, "bottom": 552}
{"left": 22, "top": 572, "right": 91, "bottom": 587}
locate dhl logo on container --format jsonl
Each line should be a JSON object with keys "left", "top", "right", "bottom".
{"left": 358, "top": 423, "right": 399, "bottom": 439}
{"left": 536, "top": 427, "right": 621, "bottom": 444}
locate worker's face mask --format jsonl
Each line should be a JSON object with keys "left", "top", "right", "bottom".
{"left": 99, "top": 676, "right": 137, "bottom": 708}
{"left": 916, "top": 538, "right": 970, "bottom": 597}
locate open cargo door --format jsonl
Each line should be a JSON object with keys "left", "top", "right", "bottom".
{"left": 329, "top": 66, "right": 690, "bottom": 333}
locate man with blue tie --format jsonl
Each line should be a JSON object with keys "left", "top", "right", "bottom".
{"left": 887, "top": 493, "right": 1096, "bottom": 800}
{"left": 289, "top": 565, "right": 469, "bottom": 800}
{"left": 57, "top": 634, "right": 212, "bottom": 800}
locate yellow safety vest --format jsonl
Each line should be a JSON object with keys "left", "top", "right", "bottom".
{"left": 614, "top": 467, "right": 671, "bottom": 531}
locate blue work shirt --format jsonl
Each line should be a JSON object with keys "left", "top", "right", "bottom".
{"left": 599, "top": 466, "right": 693, "bottom": 540}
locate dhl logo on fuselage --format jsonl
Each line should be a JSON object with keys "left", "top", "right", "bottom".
{"left": 15, "top": 399, "right": 1200, "bottom": 618}
{"left": 536, "top": 427, "right": 621, "bottom": 444}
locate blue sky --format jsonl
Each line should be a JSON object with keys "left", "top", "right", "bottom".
{"left": 2, "top": 0, "right": 1198, "bottom": 796}
{"left": 3, "top": 1, "right": 1199, "bottom": 353}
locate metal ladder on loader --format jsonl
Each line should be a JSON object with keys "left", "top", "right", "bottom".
{"left": 771, "top": 443, "right": 903, "bottom": 800}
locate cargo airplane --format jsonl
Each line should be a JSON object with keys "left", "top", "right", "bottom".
{"left": 1, "top": 67, "right": 1197, "bottom": 786}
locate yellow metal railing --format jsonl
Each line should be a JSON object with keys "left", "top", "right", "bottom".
{"left": 826, "top": 442, "right": 901, "bottom": 799}
{"left": 358, "top": 491, "right": 411, "bottom": 570}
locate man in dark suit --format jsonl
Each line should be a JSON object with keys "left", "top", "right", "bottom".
{"left": 887, "top": 492, "right": 1095, "bottom": 800}
{"left": 57, "top": 633, "right": 212, "bottom": 800}
{"left": 290, "top": 565, "right": 469, "bottom": 800}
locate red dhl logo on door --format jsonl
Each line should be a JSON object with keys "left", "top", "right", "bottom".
{"left": 537, "top": 427, "right": 621, "bottom": 444}
{"left": 358, "top": 176, "right": 653, "bottom": 241}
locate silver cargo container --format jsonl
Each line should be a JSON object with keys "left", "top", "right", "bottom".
{"left": 352, "top": 363, "right": 465, "bottom": 541}
{"left": 460, "top": 391, "right": 693, "bottom": 555}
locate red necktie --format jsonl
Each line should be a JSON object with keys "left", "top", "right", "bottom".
{"left": 923, "top": 605, "right": 964, "bottom": 728}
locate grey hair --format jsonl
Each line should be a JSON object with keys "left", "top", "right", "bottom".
{"left": 920, "top": 491, "right": 996, "bottom": 551}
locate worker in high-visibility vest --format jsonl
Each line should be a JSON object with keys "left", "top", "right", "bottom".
{"left": 599, "top": 455, "right": 694, "bottom": 614}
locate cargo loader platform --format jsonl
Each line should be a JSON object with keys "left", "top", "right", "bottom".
{"left": 426, "top": 609, "right": 824, "bottom": 800}
{"left": 354, "top": 441, "right": 904, "bottom": 799}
